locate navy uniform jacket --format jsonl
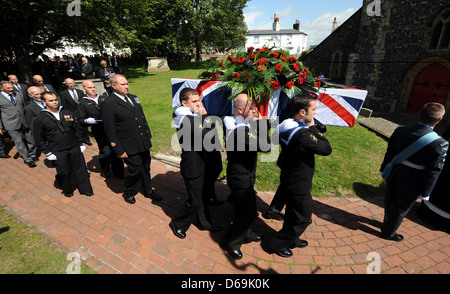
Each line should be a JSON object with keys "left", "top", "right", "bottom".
{"left": 276, "top": 119, "right": 332, "bottom": 194}
{"left": 32, "top": 107, "right": 82, "bottom": 155}
{"left": 78, "top": 95, "right": 107, "bottom": 139}
{"left": 380, "top": 124, "right": 448, "bottom": 197}
{"left": 101, "top": 93, "right": 152, "bottom": 156}
{"left": 223, "top": 116, "right": 271, "bottom": 189}
{"left": 173, "top": 107, "right": 217, "bottom": 179}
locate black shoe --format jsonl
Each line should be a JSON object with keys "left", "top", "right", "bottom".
{"left": 244, "top": 233, "right": 263, "bottom": 243}
{"left": 220, "top": 243, "right": 243, "bottom": 260}
{"left": 82, "top": 192, "right": 94, "bottom": 197}
{"left": 100, "top": 172, "right": 111, "bottom": 178}
{"left": 208, "top": 197, "right": 225, "bottom": 206}
{"left": 382, "top": 233, "right": 404, "bottom": 242}
{"left": 289, "top": 239, "right": 308, "bottom": 249}
{"left": 122, "top": 194, "right": 136, "bottom": 204}
{"left": 262, "top": 209, "right": 284, "bottom": 220}
{"left": 25, "top": 160, "right": 37, "bottom": 168}
{"left": 85, "top": 141, "right": 93, "bottom": 146}
{"left": 32, "top": 156, "right": 39, "bottom": 162}
{"left": 145, "top": 189, "right": 162, "bottom": 201}
{"left": 169, "top": 221, "right": 186, "bottom": 239}
{"left": 276, "top": 248, "right": 293, "bottom": 258}
{"left": 63, "top": 192, "right": 73, "bottom": 197}
{"left": 0, "top": 154, "right": 11, "bottom": 158}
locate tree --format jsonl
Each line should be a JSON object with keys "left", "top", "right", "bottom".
{"left": 175, "top": 0, "right": 249, "bottom": 61}
{"left": 0, "top": 0, "right": 159, "bottom": 82}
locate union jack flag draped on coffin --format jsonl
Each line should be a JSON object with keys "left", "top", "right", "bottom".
{"left": 171, "top": 78, "right": 368, "bottom": 127}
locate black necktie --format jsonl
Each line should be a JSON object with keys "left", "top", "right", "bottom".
{"left": 9, "top": 94, "right": 15, "bottom": 104}
{"left": 125, "top": 95, "right": 134, "bottom": 107}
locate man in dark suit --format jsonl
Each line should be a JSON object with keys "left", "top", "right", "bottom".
{"left": 32, "top": 91, "right": 93, "bottom": 197}
{"left": 8, "top": 74, "right": 29, "bottom": 104}
{"left": 60, "top": 78, "right": 91, "bottom": 145}
{"left": 81, "top": 57, "right": 95, "bottom": 79}
{"left": 32, "top": 75, "right": 57, "bottom": 94}
{"left": 98, "top": 60, "right": 115, "bottom": 96}
{"left": 264, "top": 93, "right": 332, "bottom": 258}
{"left": 380, "top": 102, "right": 448, "bottom": 241}
{"left": 169, "top": 88, "right": 221, "bottom": 240}
{"left": 111, "top": 52, "right": 122, "bottom": 74}
{"left": 0, "top": 81, "right": 36, "bottom": 167}
{"left": 23, "top": 86, "right": 46, "bottom": 159}
{"left": 59, "top": 78, "right": 84, "bottom": 112}
{"left": 220, "top": 93, "right": 271, "bottom": 260}
{"left": 101, "top": 74, "right": 161, "bottom": 204}
{"left": 66, "top": 56, "right": 81, "bottom": 80}
{"left": 78, "top": 80, "right": 124, "bottom": 179}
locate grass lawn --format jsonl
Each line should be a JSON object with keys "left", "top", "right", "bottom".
{"left": 0, "top": 207, "right": 96, "bottom": 274}
{"left": 122, "top": 63, "right": 388, "bottom": 198}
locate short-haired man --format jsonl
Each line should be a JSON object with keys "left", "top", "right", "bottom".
{"left": 169, "top": 88, "right": 221, "bottom": 239}
{"left": 101, "top": 74, "right": 161, "bottom": 204}
{"left": 380, "top": 102, "right": 448, "bottom": 241}
{"left": 0, "top": 81, "right": 37, "bottom": 166}
{"left": 264, "top": 93, "right": 332, "bottom": 258}
{"left": 32, "top": 91, "right": 93, "bottom": 197}
{"left": 32, "top": 75, "right": 57, "bottom": 94}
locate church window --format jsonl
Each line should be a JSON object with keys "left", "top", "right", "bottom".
{"left": 428, "top": 9, "right": 450, "bottom": 50}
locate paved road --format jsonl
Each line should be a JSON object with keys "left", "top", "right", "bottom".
{"left": 0, "top": 143, "right": 449, "bottom": 275}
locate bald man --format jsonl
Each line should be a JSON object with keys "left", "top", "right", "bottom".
{"left": 220, "top": 92, "right": 271, "bottom": 260}
{"left": 78, "top": 80, "right": 124, "bottom": 178}
{"left": 32, "top": 75, "right": 56, "bottom": 94}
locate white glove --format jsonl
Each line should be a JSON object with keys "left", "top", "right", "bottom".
{"left": 80, "top": 145, "right": 86, "bottom": 153}
{"left": 84, "top": 117, "right": 97, "bottom": 124}
{"left": 46, "top": 153, "right": 57, "bottom": 161}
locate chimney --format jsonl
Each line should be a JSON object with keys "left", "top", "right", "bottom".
{"left": 293, "top": 19, "right": 300, "bottom": 31}
{"left": 273, "top": 14, "right": 280, "bottom": 31}
{"left": 332, "top": 17, "right": 339, "bottom": 32}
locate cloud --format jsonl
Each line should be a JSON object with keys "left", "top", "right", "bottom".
{"left": 301, "top": 8, "right": 356, "bottom": 48}
{"left": 244, "top": 10, "right": 266, "bottom": 27}
{"left": 275, "top": 6, "right": 301, "bottom": 19}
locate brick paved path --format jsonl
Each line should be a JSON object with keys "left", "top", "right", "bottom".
{"left": 0, "top": 143, "right": 449, "bottom": 274}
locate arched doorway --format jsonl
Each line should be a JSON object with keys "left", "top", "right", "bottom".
{"left": 406, "top": 63, "right": 450, "bottom": 114}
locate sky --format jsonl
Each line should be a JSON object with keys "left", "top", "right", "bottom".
{"left": 243, "top": 0, "right": 364, "bottom": 48}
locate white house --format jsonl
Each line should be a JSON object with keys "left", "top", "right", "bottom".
{"left": 245, "top": 15, "right": 308, "bottom": 56}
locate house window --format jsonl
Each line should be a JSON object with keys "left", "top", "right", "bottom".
{"left": 254, "top": 36, "right": 259, "bottom": 44}
{"left": 428, "top": 9, "right": 450, "bottom": 50}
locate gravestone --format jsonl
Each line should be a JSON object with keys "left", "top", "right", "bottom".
{"left": 147, "top": 57, "right": 170, "bottom": 73}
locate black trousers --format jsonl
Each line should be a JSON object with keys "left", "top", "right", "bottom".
{"left": 172, "top": 174, "right": 212, "bottom": 231}
{"left": 222, "top": 183, "right": 258, "bottom": 250}
{"left": 123, "top": 150, "right": 152, "bottom": 196}
{"left": 381, "top": 187, "right": 418, "bottom": 237}
{"left": 94, "top": 133, "right": 124, "bottom": 177}
{"left": 53, "top": 146, "right": 93, "bottom": 194}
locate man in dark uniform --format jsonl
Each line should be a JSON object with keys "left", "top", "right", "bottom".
{"left": 101, "top": 74, "right": 161, "bottom": 204}
{"left": 380, "top": 102, "right": 448, "bottom": 241}
{"left": 263, "top": 93, "right": 332, "bottom": 258}
{"left": 78, "top": 80, "right": 124, "bottom": 179}
{"left": 32, "top": 91, "right": 93, "bottom": 197}
{"left": 220, "top": 92, "right": 271, "bottom": 260}
{"left": 169, "top": 88, "right": 221, "bottom": 239}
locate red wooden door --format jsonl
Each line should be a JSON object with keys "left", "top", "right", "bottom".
{"left": 407, "top": 63, "right": 450, "bottom": 114}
